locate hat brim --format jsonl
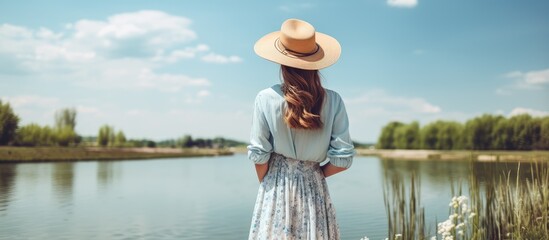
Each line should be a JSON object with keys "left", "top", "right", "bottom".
{"left": 254, "top": 31, "right": 341, "bottom": 70}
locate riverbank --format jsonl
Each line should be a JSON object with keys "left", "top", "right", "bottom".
{"left": 357, "top": 149, "right": 549, "bottom": 162}
{"left": 0, "top": 147, "right": 233, "bottom": 163}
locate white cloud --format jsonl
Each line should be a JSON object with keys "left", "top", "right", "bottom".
{"left": 345, "top": 89, "right": 441, "bottom": 114}
{"left": 152, "top": 44, "right": 209, "bottom": 63}
{"left": 2, "top": 95, "right": 59, "bottom": 108}
{"left": 342, "top": 90, "right": 477, "bottom": 142}
{"left": 76, "top": 105, "right": 103, "bottom": 117}
{"left": 387, "top": 0, "right": 418, "bottom": 8}
{"left": 504, "top": 68, "right": 549, "bottom": 89}
{"left": 509, "top": 107, "right": 549, "bottom": 117}
{"left": 197, "top": 90, "right": 211, "bottom": 97}
{"left": 0, "top": 11, "right": 241, "bottom": 93}
{"left": 201, "top": 53, "right": 242, "bottom": 64}
{"left": 495, "top": 88, "right": 511, "bottom": 95}
{"left": 72, "top": 10, "right": 196, "bottom": 50}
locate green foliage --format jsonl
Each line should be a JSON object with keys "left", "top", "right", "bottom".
{"left": 170, "top": 135, "right": 245, "bottom": 148}
{"left": 15, "top": 124, "right": 54, "bottom": 146}
{"left": 177, "top": 135, "right": 193, "bottom": 148}
{"left": 394, "top": 121, "right": 420, "bottom": 149}
{"left": 463, "top": 114, "right": 504, "bottom": 150}
{"left": 56, "top": 127, "right": 79, "bottom": 147}
{"left": 537, "top": 117, "right": 549, "bottom": 150}
{"left": 55, "top": 108, "right": 77, "bottom": 130}
{"left": 10, "top": 106, "right": 80, "bottom": 147}
{"left": 0, "top": 100, "right": 20, "bottom": 145}
{"left": 114, "top": 131, "right": 127, "bottom": 147}
{"left": 15, "top": 123, "right": 79, "bottom": 147}
{"left": 379, "top": 114, "right": 547, "bottom": 150}
{"left": 377, "top": 121, "right": 404, "bottom": 149}
{"left": 97, "top": 125, "right": 115, "bottom": 147}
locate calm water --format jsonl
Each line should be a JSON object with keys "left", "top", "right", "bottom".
{"left": 0, "top": 154, "right": 532, "bottom": 240}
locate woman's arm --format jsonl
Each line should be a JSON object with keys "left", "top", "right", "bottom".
{"left": 321, "top": 162, "right": 347, "bottom": 178}
{"left": 255, "top": 163, "right": 269, "bottom": 182}
{"left": 248, "top": 93, "right": 273, "bottom": 181}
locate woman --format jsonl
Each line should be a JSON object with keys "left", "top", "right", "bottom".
{"left": 248, "top": 19, "right": 355, "bottom": 239}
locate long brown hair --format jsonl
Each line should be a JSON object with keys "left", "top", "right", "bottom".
{"left": 281, "top": 65, "right": 325, "bottom": 130}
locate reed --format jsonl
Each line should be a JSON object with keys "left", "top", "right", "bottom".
{"left": 380, "top": 161, "right": 548, "bottom": 240}
{"left": 383, "top": 173, "right": 426, "bottom": 240}
{"left": 474, "top": 162, "right": 549, "bottom": 239}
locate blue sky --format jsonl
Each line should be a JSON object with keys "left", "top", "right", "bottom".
{"left": 1, "top": 0, "right": 548, "bottom": 142}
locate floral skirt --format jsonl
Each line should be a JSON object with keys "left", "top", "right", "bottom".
{"left": 248, "top": 153, "right": 340, "bottom": 240}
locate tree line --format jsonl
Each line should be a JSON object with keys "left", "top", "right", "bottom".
{"left": 0, "top": 101, "right": 80, "bottom": 147}
{"left": 0, "top": 100, "right": 245, "bottom": 148}
{"left": 377, "top": 114, "right": 549, "bottom": 150}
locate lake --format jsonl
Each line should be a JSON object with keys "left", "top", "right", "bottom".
{"left": 0, "top": 154, "right": 533, "bottom": 239}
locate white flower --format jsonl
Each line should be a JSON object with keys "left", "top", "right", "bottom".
{"left": 457, "top": 230, "right": 464, "bottom": 236}
{"left": 395, "top": 233, "right": 402, "bottom": 239}
{"left": 457, "top": 196, "right": 468, "bottom": 203}
{"left": 359, "top": 237, "right": 369, "bottom": 240}
{"left": 469, "top": 212, "right": 476, "bottom": 218}
{"left": 430, "top": 237, "right": 437, "bottom": 240}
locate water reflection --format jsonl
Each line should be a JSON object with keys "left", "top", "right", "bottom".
{"left": 380, "top": 159, "right": 539, "bottom": 188}
{"left": 0, "top": 164, "right": 17, "bottom": 213}
{"left": 0, "top": 156, "right": 544, "bottom": 240}
{"left": 97, "top": 161, "right": 120, "bottom": 190}
{"left": 52, "top": 162, "right": 74, "bottom": 202}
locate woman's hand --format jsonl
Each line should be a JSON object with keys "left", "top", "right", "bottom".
{"left": 255, "top": 163, "right": 269, "bottom": 182}
{"left": 321, "top": 163, "right": 347, "bottom": 178}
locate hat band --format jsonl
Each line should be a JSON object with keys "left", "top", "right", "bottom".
{"left": 275, "top": 38, "right": 319, "bottom": 58}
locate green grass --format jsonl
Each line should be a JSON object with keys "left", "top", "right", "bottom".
{"left": 382, "top": 161, "right": 549, "bottom": 240}
{"left": 0, "top": 146, "right": 233, "bottom": 162}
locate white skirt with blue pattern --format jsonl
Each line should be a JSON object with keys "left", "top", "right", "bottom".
{"left": 248, "top": 153, "right": 340, "bottom": 240}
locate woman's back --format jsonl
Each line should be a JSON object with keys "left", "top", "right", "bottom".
{"left": 249, "top": 84, "right": 354, "bottom": 167}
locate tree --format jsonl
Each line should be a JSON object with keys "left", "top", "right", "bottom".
{"left": 55, "top": 108, "right": 77, "bottom": 130}
{"left": 378, "top": 121, "right": 404, "bottom": 149}
{"left": 56, "top": 127, "right": 78, "bottom": 147}
{"left": 97, "top": 125, "right": 114, "bottom": 147}
{"left": 420, "top": 122, "right": 439, "bottom": 149}
{"left": 507, "top": 114, "right": 535, "bottom": 150}
{"left": 435, "top": 121, "right": 463, "bottom": 150}
{"left": 114, "top": 130, "right": 127, "bottom": 147}
{"left": 492, "top": 117, "right": 512, "bottom": 150}
{"left": 536, "top": 117, "right": 549, "bottom": 150}
{"left": 15, "top": 124, "right": 57, "bottom": 146}
{"left": 177, "top": 135, "right": 194, "bottom": 148}
{"left": 0, "top": 100, "right": 19, "bottom": 145}
{"left": 394, "top": 122, "right": 420, "bottom": 149}
{"left": 463, "top": 114, "right": 503, "bottom": 150}
{"left": 53, "top": 108, "right": 80, "bottom": 146}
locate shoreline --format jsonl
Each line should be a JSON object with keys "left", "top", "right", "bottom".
{"left": 357, "top": 149, "right": 549, "bottom": 162}
{"left": 0, "top": 146, "right": 233, "bottom": 163}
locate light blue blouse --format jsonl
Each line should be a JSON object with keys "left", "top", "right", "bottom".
{"left": 247, "top": 84, "right": 355, "bottom": 168}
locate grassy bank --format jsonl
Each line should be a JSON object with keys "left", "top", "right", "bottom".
{"left": 380, "top": 161, "right": 549, "bottom": 240}
{"left": 357, "top": 149, "right": 549, "bottom": 162}
{"left": 0, "top": 147, "right": 233, "bottom": 163}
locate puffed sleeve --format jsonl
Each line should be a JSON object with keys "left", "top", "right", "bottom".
{"left": 247, "top": 93, "right": 273, "bottom": 164}
{"left": 327, "top": 93, "right": 355, "bottom": 168}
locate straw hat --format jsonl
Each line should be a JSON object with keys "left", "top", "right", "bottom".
{"left": 254, "top": 19, "right": 341, "bottom": 70}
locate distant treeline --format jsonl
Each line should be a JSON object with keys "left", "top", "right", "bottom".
{"left": 378, "top": 114, "right": 549, "bottom": 150}
{"left": 0, "top": 101, "right": 80, "bottom": 147}
{"left": 0, "top": 100, "right": 245, "bottom": 148}
{"left": 91, "top": 127, "right": 246, "bottom": 149}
